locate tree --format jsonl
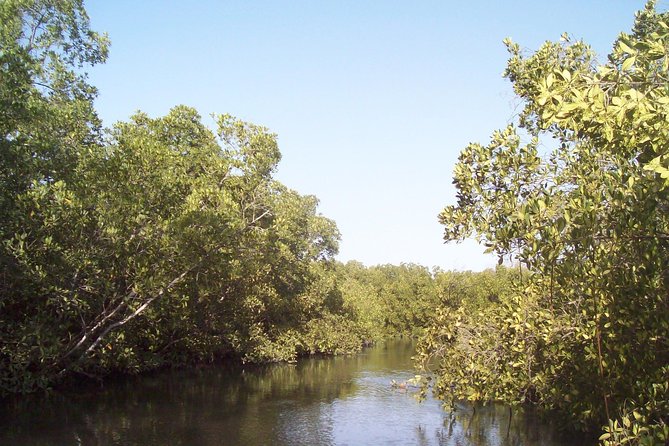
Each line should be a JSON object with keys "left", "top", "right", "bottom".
{"left": 421, "top": 2, "right": 669, "bottom": 443}
{"left": 0, "top": 0, "right": 109, "bottom": 392}
{"left": 0, "top": 0, "right": 108, "bottom": 218}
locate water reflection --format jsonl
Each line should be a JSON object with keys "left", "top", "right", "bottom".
{"left": 0, "top": 340, "right": 590, "bottom": 445}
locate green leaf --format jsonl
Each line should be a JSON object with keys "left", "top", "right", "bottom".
{"left": 619, "top": 40, "right": 636, "bottom": 55}
{"left": 622, "top": 56, "right": 636, "bottom": 71}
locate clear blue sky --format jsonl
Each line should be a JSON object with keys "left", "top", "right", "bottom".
{"left": 86, "top": 0, "right": 647, "bottom": 271}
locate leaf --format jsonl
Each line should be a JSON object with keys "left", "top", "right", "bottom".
{"left": 561, "top": 70, "right": 571, "bottom": 82}
{"left": 618, "top": 40, "right": 636, "bottom": 55}
{"left": 622, "top": 56, "right": 636, "bottom": 71}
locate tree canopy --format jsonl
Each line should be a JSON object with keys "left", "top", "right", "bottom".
{"left": 0, "top": 0, "right": 351, "bottom": 392}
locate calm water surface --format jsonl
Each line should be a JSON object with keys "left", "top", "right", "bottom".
{"left": 0, "top": 340, "right": 590, "bottom": 445}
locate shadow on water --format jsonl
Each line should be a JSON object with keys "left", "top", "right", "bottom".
{"left": 436, "top": 402, "right": 591, "bottom": 446}
{"left": 0, "top": 339, "right": 591, "bottom": 446}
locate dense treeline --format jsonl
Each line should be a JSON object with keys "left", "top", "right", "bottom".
{"left": 338, "top": 261, "right": 518, "bottom": 340}
{"left": 417, "top": 3, "right": 669, "bottom": 444}
{"left": 0, "top": 0, "right": 367, "bottom": 394}
{"left": 0, "top": 0, "right": 354, "bottom": 392}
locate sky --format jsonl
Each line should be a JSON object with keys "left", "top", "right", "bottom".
{"left": 85, "top": 0, "right": 649, "bottom": 271}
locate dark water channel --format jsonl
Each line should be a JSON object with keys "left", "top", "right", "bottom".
{"left": 1, "top": 340, "right": 590, "bottom": 445}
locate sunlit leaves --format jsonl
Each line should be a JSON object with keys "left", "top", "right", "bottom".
{"left": 430, "top": 2, "right": 669, "bottom": 443}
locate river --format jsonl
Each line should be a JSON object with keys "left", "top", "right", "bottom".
{"left": 0, "top": 339, "right": 589, "bottom": 445}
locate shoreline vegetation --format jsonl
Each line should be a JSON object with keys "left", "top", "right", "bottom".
{"left": 2, "top": 1, "right": 668, "bottom": 444}
{"left": 416, "top": 2, "right": 669, "bottom": 444}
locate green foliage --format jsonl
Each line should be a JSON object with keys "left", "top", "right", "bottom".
{"left": 336, "top": 261, "right": 515, "bottom": 342}
{"left": 421, "top": 2, "right": 669, "bottom": 442}
{"left": 0, "top": 97, "right": 362, "bottom": 391}
{"left": 0, "top": 0, "right": 108, "bottom": 219}
{"left": 336, "top": 262, "right": 440, "bottom": 338}
{"left": 433, "top": 266, "right": 516, "bottom": 311}
{"left": 0, "top": 0, "right": 372, "bottom": 393}
{"left": 0, "top": 0, "right": 109, "bottom": 393}
{"left": 415, "top": 268, "right": 524, "bottom": 403}
{"left": 301, "top": 313, "right": 366, "bottom": 356}
{"left": 598, "top": 369, "right": 669, "bottom": 445}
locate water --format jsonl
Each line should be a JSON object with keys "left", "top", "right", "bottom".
{"left": 0, "top": 340, "right": 589, "bottom": 445}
